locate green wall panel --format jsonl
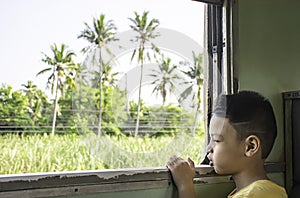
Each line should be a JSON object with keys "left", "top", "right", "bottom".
{"left": 237, "top": 0, "right": 300, "bottom": 162}
{"left": 57, "top": 182, "right": 235, "bottom": 198}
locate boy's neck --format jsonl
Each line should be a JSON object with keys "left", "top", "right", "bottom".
{"left": 232, "top": 160, "right": 268, "bottom": 191}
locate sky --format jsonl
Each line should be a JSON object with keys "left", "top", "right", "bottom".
{"left": 0, "top": 0, "right": 205, "bottom": 102}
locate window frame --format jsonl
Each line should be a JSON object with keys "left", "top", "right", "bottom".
{"left": 0, "top": 166, "right": 219, "bottom": 197}
{"left": 193, "top": 0, "right": 223, "bottom": 6}
{"left": 203, "top": 0, "right": 238, "bottom": 149}
{"left": 0, "top": 1, "right": 242, "bottom": 197}
{"left": 0, "top": 163, "right": 284, "bottom": 197}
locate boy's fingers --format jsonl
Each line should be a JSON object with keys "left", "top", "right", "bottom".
{"left": 167, "top": 155, "right": 183, "bottom": 168}
{"left": 167, "top": 155, "right": 177, "bottom": 168}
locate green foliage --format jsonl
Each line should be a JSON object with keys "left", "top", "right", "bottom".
{"left": 149, "top": 104, "right": 194, "bottom": 135}
{"left": 1, "top": 11, "right": 205, "bottom": 144}
{"left": 78, "top": 14, "right": 118, "bottom": 52}
{"left": 158, "top": 104, "right": 184, "bottom": 133}
{"left": 0, "top": 134, "right": 105, "bottom": 174}
{"left": 21, "top": 81, "right": 51, "bottom": 128}
{"left": 0, "top": 83, "right": 194, "bottom": 136}
{"left": 68, "top": 83, "right": 98, "bottom": 134}
{"left": 179, "top": 52, "right": 204, "bottom": 106}
{"left": 37, "top": 43, "right": 78, "bottom": 135}
{"left": 0, "top": 132, "right": 205, "bottom": 174}
{"left": 125, "top": 101, "right": 194, "bottom": 136}
{"left": 57, "top": 87, "right": 79, "bottom": 134}
{"left": 37, "top": 43, "right": 77, "bottom": 96}
{"left": 57, "top": 82, "right": 128, "bottom": 135}
{"left": 0, "top": 85, "right": 33, "bottom": 131}
{"left": 149, "top": 56, "right": 180, "bottom": 106}
{"left": 0, "top": 11, "right": 207, "bottom": 175}
{"left": 78, "top": 14, "right": 119, "bottom": 137}
{"left": 97, "top": 85, "right": 127, "bottom": 135}
{"left": 129, "top": 11, "right": 160, "bottom": 64}
{"left": 128, "top": 100, "right": 151, "bottom": 124}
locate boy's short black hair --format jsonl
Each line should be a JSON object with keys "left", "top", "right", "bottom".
{"left": 213, "top": 90, "right": 277, "bottom": 159}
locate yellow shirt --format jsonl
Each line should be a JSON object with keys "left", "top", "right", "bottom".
{"left": 228, "top": 180, "right": 288, "bottom": 198}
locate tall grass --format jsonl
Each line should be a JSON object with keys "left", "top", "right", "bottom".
{"left": 83, "top": 132, "right": 205, "bottom": 169}
{"left": 0, "top": 134, "right": 104, "bottom": 174}
{"left": 0, "top": 132, "right": 205, "bottom": 175}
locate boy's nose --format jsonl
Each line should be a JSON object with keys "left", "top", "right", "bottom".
{"left": 207, "top": 141, "right": 213, "bottom": 153}
{"left": 207, "top": 147, "right": 213, "bottom": 154}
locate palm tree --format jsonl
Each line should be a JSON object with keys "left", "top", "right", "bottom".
{"left": 78, "top": 14, "right": 118, "bottom": 137}
{"left": 129, "top": 11, "right": 160, "bottom": 137}
{"left": 37, "top": 43, "right": 77, "bottom": 136}
{"left": 180, "top": 52, "right": 203, "bottom": 135}
{"left": 88, "top": 60, "right": 118, "bottom": 88}
{"left": 21, "top": 81, "right": 46, "bottom": 123}
{"left": 149, "top": 56, "right": 180, "bottom": 106}
{"left": 102, "top": 60, "right": 118, "bottom": 87}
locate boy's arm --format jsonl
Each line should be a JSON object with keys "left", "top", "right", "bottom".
{"left": 167, "top": 156, "right": 196, "bottom": 198}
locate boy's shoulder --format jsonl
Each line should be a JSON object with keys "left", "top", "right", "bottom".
{"left": 228, "top": 180, "right": 288, "bottom": 198}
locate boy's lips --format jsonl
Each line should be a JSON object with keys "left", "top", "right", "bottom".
{"left": 207, "top": 155, "right": 213, "bottom": 167}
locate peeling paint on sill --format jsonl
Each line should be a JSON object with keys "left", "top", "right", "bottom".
{"left": 0, "top": 163, "right": 283, "bottom": 197}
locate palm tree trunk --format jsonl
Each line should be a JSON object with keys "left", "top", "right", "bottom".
{"left": 51, "top": 79, "right": 59, "bottom": 136}
{"left": 134, "top": 63, "right": 144, "bottom": 137}
{"left": 192, "top": 86, "right": 201, "bottom": 136}
{"left": 98, "top": 47, "right": 103, "bottom": 137}
{"left": 162, "top": 87, "right": 166, "bottom": 107}
{"left": 192, "top": 103, "right": 200, "bottom": 136}
{"left": 125, "top": 73, "right": 129, "bottom": 113}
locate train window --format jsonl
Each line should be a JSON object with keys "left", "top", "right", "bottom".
{"left": 0, "top": 0, "right": 227, "bottom": 176}
{"left": 0, "top": 1, "right": 291, "bottom": 197}
{"left": 0, "top": 0, "right": 235, "bottom": 197}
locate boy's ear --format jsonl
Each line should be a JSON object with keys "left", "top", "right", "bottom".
{"left": 244, "top": 135, "right": 260, "bottom": 157}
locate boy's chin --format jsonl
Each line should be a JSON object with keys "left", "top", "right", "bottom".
{"left": 213, "top": 167, "right": 227, "bottom": 175}
{"left": 214, "top": 168, "right": 221, "bottom": 174}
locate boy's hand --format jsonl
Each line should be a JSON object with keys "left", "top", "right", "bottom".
{"left": 167, "top": 155, "right": 196, "bottom": 195}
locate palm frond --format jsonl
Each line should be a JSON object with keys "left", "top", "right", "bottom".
{"left": 36, "top": 68, "right": 52, "bottom": 76}
{"left": 130, "top": 49, "right": 137, "bottom": 62}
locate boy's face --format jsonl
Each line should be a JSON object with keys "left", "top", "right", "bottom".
{"left": 207, "top": 115, "right": 246, "bottom": 175}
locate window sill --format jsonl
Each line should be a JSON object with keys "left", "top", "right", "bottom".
{"left": 0, "top": 163, "right": 284, "bottom": 197}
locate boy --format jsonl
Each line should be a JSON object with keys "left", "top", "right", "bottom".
{"left": 167, "top": 91, "right": 288, "bottom": 198}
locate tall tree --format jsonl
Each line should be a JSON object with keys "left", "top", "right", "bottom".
{"left": 87, "top": 60, "right": 118, "bottom": 88}
{"left": 78, "top": 14, "right": 118, "bottom": 137}
{"left": 149, "top": 56, "right": 180, "bottom": 106}
{"left": 21, "top": 81, "right": 48, "bottom": 124}
{"left": 37, "top": 43, "right": 77, "bottom": 136}
{"left": 129, "top": 11, "right": 160, "bottom": 137}
{"left": 101, "top": 60, "right": 118, "bottom": 87}
{"left": 180, "top": 52, "right": 203, "bottom": 135}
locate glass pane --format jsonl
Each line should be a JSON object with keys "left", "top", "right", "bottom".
{"left": 0, "top": 0, "right": 206, "bottom": 174}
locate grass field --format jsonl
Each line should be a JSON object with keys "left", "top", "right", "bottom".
{"left": 0, "top": 132, "right": 205, "bottom": 175}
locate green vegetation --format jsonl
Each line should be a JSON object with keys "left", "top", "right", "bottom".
{"left": 78, "top": 14, "right": 118, "bottom": 137}
{"left": 0, "top": 12, "right": 204, "bottom": 136}
{"left": 0, "top": 12, "right": 205, "bottom": 174}
{"left": 0, "top": 132, "right": 204, "bottom": 174}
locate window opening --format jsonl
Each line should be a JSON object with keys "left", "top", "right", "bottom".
{"left": 0, "top": 0, "right": 212, "bottom": 174}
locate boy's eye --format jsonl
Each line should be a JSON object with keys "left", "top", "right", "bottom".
{"left": 213, "top": 139, "right": 220, "bottom": 143}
